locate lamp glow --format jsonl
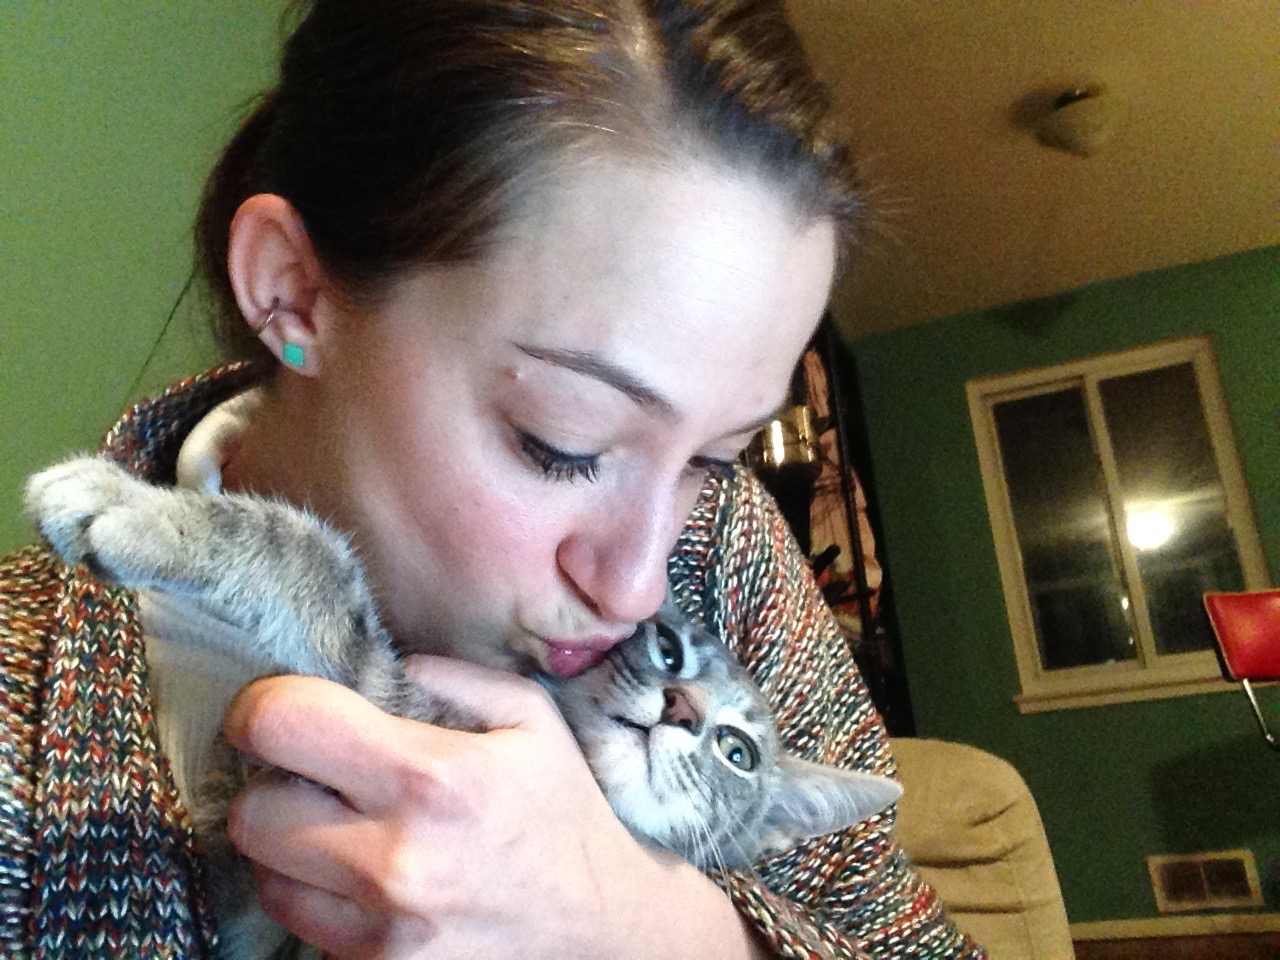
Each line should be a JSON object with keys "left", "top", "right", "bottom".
{"left": 1126, "top": 510, "right": 1174, "bottom": 551}
{"left": 766, "top": 420, "right": 787, "bottom": 467}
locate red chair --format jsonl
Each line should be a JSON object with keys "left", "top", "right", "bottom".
{"left": 1204, "top": 590, "right": 1280, "bottom": 751}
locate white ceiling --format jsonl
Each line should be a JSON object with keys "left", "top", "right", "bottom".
{"left": 785, "top": 1, "right": 1279, "bottom": 336}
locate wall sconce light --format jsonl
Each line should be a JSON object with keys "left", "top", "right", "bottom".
{"left": 1032, "top": 84, "right": 1124, "bottom": 157}
{"left": 746, "top": 405, "right": 822, "bottom": 554}
{"left": 748, "top": 405, "right": 820, "bottom": 472}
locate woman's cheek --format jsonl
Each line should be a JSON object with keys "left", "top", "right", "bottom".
{"left": 433, "top": 482, "right": 565, "bottom": 596}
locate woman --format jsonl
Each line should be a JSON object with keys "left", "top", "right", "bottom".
{"left": 0, "top": 1, "right": 985, "bottom": 957}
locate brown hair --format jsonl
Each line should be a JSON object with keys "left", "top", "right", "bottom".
{"left": 196, "top": 0, "right": 859, "bottom": 365}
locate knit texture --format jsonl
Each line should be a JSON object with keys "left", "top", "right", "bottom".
{"left": 0, "top": 364, "right": 985, "bottom": 958}
{"left": 673, "top": 470, "right": 984, "bottom": 960}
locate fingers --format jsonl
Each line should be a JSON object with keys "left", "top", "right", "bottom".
{"left": 222, "top": 670, "right": 560, "bottom": 822}
{"left": 224, "top": 676, "right": 409, "bottom": 809}
{"left": 253, "top": 865, "right": 395, "bottom": 960}
{"left": 402, "top": 654, "right": 562, "bottom": 733}
{"left": 232, "top": 769, "right": 459, "bottom": 924}
{"left": 220, "top": 667, "right": 616, "bottom": 959}
{"left": 225, "top": 675, "right": 483, "bottom": 815}
{"left": 256, "top": 865, "right": 441, "bottom": 960}
{"left": 228, "top": 773, "right": 385, "bottom": 907}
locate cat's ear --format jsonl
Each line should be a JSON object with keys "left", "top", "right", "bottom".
{"left": 755, "top": 756, "right": 903, "bottom": 859}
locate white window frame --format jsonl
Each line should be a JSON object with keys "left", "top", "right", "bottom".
{"left": 967, "top": 336, "right": 1270, "bottom": 713}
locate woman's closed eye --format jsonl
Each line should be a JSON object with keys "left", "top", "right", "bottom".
{"left": 518, "top": 430, "right": 601, "bottom": 483}
{"left": 687, "top": 455, "right": 736, "bottom": 483}
{"left": 517, "top": 428, "right": 738, "bottom": 486}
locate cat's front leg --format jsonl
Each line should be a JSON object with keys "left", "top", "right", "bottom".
{"left": 28, "top": 455, "right": 263, "bottom": 600}
{"left": 26, "top": 454, "right": 264, "bottom": 610}
{"left": 27, "top": 454, "right": 398, "bottom": 686}
{"left": 24, "top": 455, "right": 173, "bottom": 579}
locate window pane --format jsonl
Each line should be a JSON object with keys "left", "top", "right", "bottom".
{"left": 994, "top": 388, "right": 1137, "bottom": 670}
{"left": 1100, "top": 363, "right": 1245, "bottom": 655}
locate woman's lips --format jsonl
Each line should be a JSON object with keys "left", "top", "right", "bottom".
{"left": 538, "top": 634, "right": 629, "bottom": 678}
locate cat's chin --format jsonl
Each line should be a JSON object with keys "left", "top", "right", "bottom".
{"left": 589, "top": 725, "right": 714, "bottom": 861}
{"left": 606, "top": 715, "right": 652, "bottom": 771}
{"left": 608, "top": 713, "right": 651, "bottom": 742}
{"left": 571, "top": 712, "right": 654, "bottom": 797}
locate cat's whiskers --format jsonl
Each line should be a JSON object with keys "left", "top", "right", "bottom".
{"left": 648, "top": 740, "right": 682, "bottom": 802}
{"left": 669, "top": 752, "right": 732, "bottom": 876}
{"left": 692, "top": 751, "right": 761, "bottom": 873}
{"left": 690, "top": 803, "right": 730, "bottom": 878}
{"left": 665, "top": 757, "right": 710, "bottom": 866}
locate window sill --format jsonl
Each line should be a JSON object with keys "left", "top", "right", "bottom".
{"left": 1014, "top": 656, "right": 1243, "bottom": 713}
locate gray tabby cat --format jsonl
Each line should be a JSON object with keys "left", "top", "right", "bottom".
{"left": 26, "top": 454, "right": 901, "bottom": 958}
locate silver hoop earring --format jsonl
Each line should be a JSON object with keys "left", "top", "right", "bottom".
{"left": 252, "top": 298, "right": 282, "bottom": 335}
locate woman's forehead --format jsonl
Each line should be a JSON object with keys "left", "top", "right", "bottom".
{"left": 371, "top": 157, "right": 834, "bottom": 418}
{"left": 508, "top": 154, "right": 824, "bottom": 253}
{"left": 490, "top": 159, "right": 835, "bottom": 342}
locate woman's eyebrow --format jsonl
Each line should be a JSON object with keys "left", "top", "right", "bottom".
{"left": 515, "top": 342, "right": 788, "bottom": 439}
{"left": 515, "top": 343, "right": 675, "bottom": 414}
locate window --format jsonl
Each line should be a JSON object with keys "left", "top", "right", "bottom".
{"left": 967, "top": 336, "right": 1269, "bottom": 712}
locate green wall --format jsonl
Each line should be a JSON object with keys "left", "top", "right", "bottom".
{"left": 2, "top": 4, "right": 282, "bottom": 553}
{"left": 849, "top": 246, "right": 1280, "bottom": 922}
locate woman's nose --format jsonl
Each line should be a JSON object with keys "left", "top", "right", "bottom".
{"left": 556, "top": 494, "right": 678, "bottom": 625}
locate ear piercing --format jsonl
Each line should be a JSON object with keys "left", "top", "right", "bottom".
{"left": 254, "top": 299, "right": 306, "bottom": 369}
{"left": 253, "top": 299, "right": 282, "bottom": 334}
{"left": 281, "top": 343, "right": 306, "bottom": 368}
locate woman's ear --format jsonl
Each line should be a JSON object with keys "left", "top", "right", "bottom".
{"left": 226, "top": 194, "right": 327, "bottom": 376}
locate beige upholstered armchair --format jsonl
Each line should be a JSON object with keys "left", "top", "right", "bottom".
{"left": 891, "top": 738, "right": 1075, "bottom": 959}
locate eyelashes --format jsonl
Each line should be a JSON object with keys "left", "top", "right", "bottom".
{"left": 516, "top": 429, "right": 738, "bottom": 486}
{"left": 518, "top": 430, "right": 601, "bottom": 483}
{"left": 687, "top": 455, "right": 737, "bottom": 483}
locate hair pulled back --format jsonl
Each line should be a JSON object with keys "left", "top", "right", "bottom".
{"left": 196, "top": 0, "right": 859, "bottom": 364}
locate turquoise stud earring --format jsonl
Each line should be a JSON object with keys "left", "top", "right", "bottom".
{"left": 282, "top": 342, "right": 306, "bottom": 368}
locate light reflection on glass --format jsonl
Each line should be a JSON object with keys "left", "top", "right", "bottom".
{"left": 1099, "top": 363, "right": 1245, "bottom": 655}
{"left": 993, "top": 388, "right": 1137, "bottom": 670}
{"left": 1126, "top": 509, "right": 1175, "bottom": 551}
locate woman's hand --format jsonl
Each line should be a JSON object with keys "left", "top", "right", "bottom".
{"left": 221, "top": 657, "right": 767, "bottom": 959}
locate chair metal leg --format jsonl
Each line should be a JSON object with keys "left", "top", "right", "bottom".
{"left": 1241, "top": 679, "right": 1280, "bottom": 751}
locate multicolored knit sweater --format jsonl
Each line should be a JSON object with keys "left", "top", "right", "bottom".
{"left": 0, "top": 365, "right": 986, "bottom": 959}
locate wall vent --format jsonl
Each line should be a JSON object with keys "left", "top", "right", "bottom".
{"left": 1147, "top": 849, "right": 1264, "bottom": 913}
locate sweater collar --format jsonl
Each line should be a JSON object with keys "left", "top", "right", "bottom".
{"left": 99, "top": 361, "right": 267, "bottom": 482}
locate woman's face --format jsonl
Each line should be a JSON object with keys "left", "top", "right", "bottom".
{"left": 309, "top": 159, "right": 836, "bottom": 677}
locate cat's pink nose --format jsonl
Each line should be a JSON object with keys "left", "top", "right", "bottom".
{"left": 661, "top": 686, "right": 704, "bottom": 735}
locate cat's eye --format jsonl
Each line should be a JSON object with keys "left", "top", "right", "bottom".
{"left": 714, "top": 726, "right": 758, "bottom": 772}
{"left": 653, "top": 624, "right": 684, "bottom": 674}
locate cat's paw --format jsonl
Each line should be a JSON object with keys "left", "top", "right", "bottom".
{"left": 24, "top": 456, "right": 145, "bottom": 569}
